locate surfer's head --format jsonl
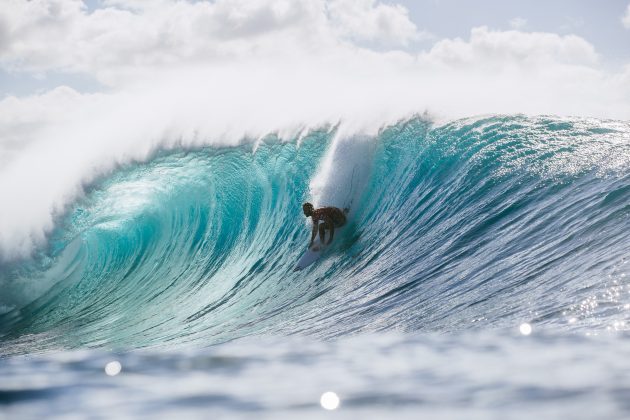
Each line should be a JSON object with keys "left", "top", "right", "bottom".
{"left": 302, "top": 202, "right": 314, "bottom": 217}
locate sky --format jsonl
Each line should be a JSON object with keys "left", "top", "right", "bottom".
{"left": 1, "top": 0, "right": 630, "bottom": 260}
{"left": 401, "top": 1, "right": 630, "bottom": 60}
{"left": 1, "top": 0, "right": 630, "bottom": 96}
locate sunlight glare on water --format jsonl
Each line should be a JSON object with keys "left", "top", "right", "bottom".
{"left": 519, "top": 323, "right": 532, "bottom": 336}
{"left": 320, "top": 391, "right": 340, "bottom": 410}
{"left": 105, "top": 361, "right": 122, "bottom": 376}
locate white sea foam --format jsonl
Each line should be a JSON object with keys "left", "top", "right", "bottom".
{"left": 309, "top": 133, "right": 376, "bottom": 217}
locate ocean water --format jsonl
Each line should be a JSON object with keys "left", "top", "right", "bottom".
{"left": 1, "top": 115, "right": 630, "bottom": 418}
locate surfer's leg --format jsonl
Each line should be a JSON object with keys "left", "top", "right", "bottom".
{"left": 333, "top": 210, "right": 346, "bottom": 227}
{"left": 318, "top": 221, "right": 326, "bottom": 243}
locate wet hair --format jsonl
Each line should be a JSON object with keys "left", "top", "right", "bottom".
{"left": 302, "top": 202, "right": 314, "bottom": 214}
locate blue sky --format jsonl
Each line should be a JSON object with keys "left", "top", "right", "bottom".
{"left": 400, "top": 0, "right": 630, "bottom": 65}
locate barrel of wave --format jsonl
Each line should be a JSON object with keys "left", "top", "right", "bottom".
{"left": 308, "top": 134, "right": 376, "bottom": 222}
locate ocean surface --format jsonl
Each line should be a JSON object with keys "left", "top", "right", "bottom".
{"left": 1, "top": 115, "right": 630, "bottom": 419}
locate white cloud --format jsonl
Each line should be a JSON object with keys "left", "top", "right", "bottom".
{"left": 326, "top": 0, "right": 426, "bottom": 46}
{"left": 0, "top": 0, "right": 422, "bottom": 83}
{"left": 1, "top": 1, "right": 630, "bottom": 260}
{"left": 509, "top": 17, "right": 527, "bottom": 30}
{"left": 623, "top": 4, "right": 630, "bottom": 28}
{"left": 426, "top": 26, "right": 598, "bottom": 67}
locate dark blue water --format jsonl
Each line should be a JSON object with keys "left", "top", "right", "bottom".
{"left": 1, "top": 115, "right": 629, "bottom": 418}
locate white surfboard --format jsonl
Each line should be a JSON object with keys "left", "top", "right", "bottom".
{"left": 294, "top": 238, "right": 327, "bottom": 271}
{"left": 294, "top": 217, "right": 350, "bottom": 271}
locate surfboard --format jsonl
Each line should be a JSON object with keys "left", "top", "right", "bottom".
{"left": 294, "top": 216, "right": 349, "bottom": 271}
{"left": 295, "top": 203, "right": 351, "bottom": 271}
{"left": 294, "top": 238, "right": 326, "bottom": 271}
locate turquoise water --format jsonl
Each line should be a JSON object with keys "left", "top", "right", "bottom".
{"left": 1, "top": 115, "right": 629, "bottom": 418}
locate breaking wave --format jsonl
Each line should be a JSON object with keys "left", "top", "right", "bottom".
{"left": 1, "top": 115, "right": 629, "bottom": 352}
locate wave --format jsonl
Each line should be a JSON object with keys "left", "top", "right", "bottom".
{"left": 1, "top": 115, "right": 629, "bottom": 352}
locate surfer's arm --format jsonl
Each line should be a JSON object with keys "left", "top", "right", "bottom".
{"left": 309, "top": 222, "right": 318, "bottom": 247}
{"left": 327, "top": 221, "right": 334, "bottom": 245}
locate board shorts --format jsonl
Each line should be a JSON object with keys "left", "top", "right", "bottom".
{"left": 331, "top": 209, "right": 346, "bottom": 227}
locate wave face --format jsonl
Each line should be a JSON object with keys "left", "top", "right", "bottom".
{"left": 1, "top": 115, "right": 629, "bottom": 352}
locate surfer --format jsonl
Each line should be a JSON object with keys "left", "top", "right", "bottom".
{"left": 302, "top": 202, "right": 348, "bottom": 248}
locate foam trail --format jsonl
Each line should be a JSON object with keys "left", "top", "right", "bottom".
{"left": 309, "top": 134, "right": 376, "bottom": 214}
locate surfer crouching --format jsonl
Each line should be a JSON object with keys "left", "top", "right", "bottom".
{"left": 302, "top": 202, "right": 348, "bottom": 248}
